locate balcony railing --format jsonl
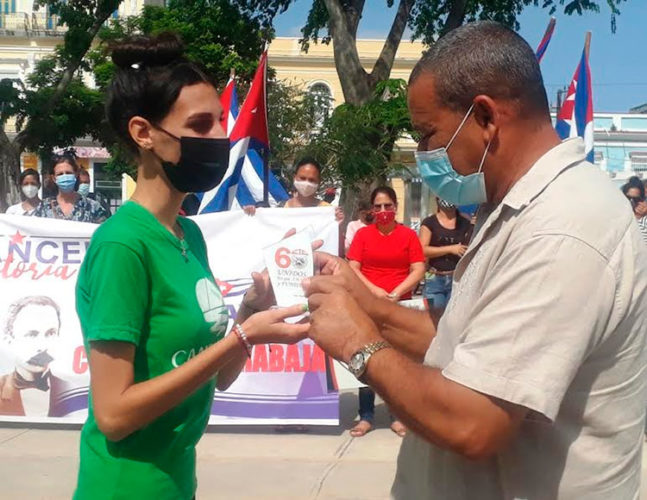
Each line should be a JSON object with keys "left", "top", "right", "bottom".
{"left": 0, "top": 12, "right": 66, "bottom": 35}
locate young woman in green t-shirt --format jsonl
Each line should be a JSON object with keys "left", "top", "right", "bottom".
{"left": 74, "top": 33, "right": 309, "bottom": 500}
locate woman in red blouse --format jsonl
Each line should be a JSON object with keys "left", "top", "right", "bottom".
{"left": 346, "top": 186, "right": 425, "bottom": 437}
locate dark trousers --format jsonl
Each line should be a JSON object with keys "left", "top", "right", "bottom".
{"left": 358, "top": 387, "right": 396, "bottom": 423}
{"left": 358, "top": 386, "right": 376, "bottom": 422}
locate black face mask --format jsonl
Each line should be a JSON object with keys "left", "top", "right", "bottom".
{"left": 154, "top": 127, "right": 230, "bottom": 193}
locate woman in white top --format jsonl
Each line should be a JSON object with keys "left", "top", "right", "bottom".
{"left": 5, "top": 169, "right": 41, "bottom": 215}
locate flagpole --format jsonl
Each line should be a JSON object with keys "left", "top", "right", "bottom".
{"left": 261, "top": 50, "right": 270, "bottom": 206}
{"left": 535, "top": 16, "right": 556, "bottom": 62}
{"left": 584, "top": 31, "right": 591, "bottom": 60}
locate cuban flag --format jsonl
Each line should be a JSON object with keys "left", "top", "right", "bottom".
{"left": 555, "top": 45, "right": 594, "bottom": 163}
{"left": 535, "top": 17, "right": 556, "bottom": 63}
{"left": 219, "top": 76, "right": 239, "bottom": 137}
{"left": 199, "top": 52, "right": 289, "bottom": 212}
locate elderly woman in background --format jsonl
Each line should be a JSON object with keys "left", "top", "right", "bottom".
{"left": 346, "top": 186, "right": 425, "bottom": 437}
{"left": 34, "top": 154, "right": 110, "bottom": 223}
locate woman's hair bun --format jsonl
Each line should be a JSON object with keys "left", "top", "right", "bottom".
{"left": 111, "top": 32, "right": 185, "bottom": 70}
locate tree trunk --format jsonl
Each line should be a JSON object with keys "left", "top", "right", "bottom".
{"left": 0, "top": 129, "right": 20, "bottom": 212}
{"left": 369, "top": 0, "right": 413, "bottom": 87}
{"left": 323, "top": 0, "right": 413, "bottom": 106}
{"left": 322, "top": 0, "right": 372, "bottom": 105}
{"left": 442, "top": 0, "right": 469, "bottom": 35}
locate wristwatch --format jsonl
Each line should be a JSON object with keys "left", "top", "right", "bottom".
{"left": 346, "top": 341, "right": 391, "bottom": 381}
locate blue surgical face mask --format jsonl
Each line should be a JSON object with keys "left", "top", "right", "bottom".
{"left": 415, "top": 104, "right": 491, "bottom": 206}
{"left": 55, "top": 173, "right": 77, "bottom": 193}
{"left": 77, "top": 183, "right": 90, "bottom": 197}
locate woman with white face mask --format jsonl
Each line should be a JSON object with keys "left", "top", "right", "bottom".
{"left": 281, "top": 157, "right": 327, "bottom": 208}
{"left": 280, "top": 157, "right": 345, "bottom": 255}
{"left": 5, "top": 169, "right": 42, "bottom": 216}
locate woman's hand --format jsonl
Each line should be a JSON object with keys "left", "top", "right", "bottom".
{"left": 635, "top": 201, "right": 647, "bottom": 218}
{"left": 242, "top": 304, "right": 310, "bottom": 345}
{"left": 451, "top": 244, "right": 468, "bottom": 257}
{"left": 241, "top": 229, "right": 323, "bottom": 313}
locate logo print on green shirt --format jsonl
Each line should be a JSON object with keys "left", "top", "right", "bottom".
{"left": 195, "top": 278, "right": 228, "bottom": 333}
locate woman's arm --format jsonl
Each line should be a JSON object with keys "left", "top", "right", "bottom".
{"left": 214, "top": 301, "right": 258, "bottom": 391}
{"left": 419, "top": 225, "right": 464, "bottom": 259}
{"left": 390, "top": 262, "right": 426, "bottom": 299}
{"left": 90, "top": 305, "right": 307, "bottom": 442}
{"left": 348, "top": 260, "right": 388, "bottom": 297}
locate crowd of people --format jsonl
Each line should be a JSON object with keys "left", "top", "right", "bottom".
{"left": 3, "top": 153, "right": 110, "bottom": 223}
{"left": 1, "top": 20, "right": 647, "bottom": 500}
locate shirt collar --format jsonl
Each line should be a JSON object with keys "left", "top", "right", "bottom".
{"left": 501, "top": 138, "right": 587, "bottom": 211}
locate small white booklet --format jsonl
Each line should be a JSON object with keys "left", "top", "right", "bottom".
{"left": 263, "top": 228, "right": 314, "bottom": 321}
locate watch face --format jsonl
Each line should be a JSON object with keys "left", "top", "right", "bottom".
{"left": 349, "top": 352, "right": 365, "bottom": 373}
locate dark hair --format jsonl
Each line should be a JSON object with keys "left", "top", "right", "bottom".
{"left": 4, "top": 296, "right": 61, "bottom": 340}
{"left": 19, "top": 168, "right": 40, "bottom": 185}
{"left": 622, "top": 176, "right": 646, "bottom": 199}
{"left": 409, "top": 21, "right": 549, "bottom": 116}
{"left": 294, "top": 157, "right": 322, "bottom": 177}
{"left": 370, "top": 186, "right": 397, "bottom": 205}
{"left": 51, "top": 151, "right": 79, "bottom": 174}
{"left": 106, "top": 32, "right": 213, "bottom": 155}
{"left": 78, "top": 168, "right": 90, "bottom": 181}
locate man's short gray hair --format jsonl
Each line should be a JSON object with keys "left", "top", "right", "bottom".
{"left": 410, "top": 21, "right": 550, "bottom": 117}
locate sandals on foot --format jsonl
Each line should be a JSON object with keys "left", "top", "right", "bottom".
{"left": 350, "top": 420, "right": 373, "bottom": 437}
{"left": 390, "top": 421, "right": 407, "bottom": 437}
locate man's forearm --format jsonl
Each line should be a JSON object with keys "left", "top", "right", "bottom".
{"left": 363, "top": 348, "right": 524, "bottom": 459}
{"left": 367, "top": 300, "right": 435, "bottom": 361}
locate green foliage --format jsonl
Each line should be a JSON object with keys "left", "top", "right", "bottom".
{"left": 266, "top": 79, "right": 330, "bottom": 179}
{"left": 137, "top": 0, "right": 267, "bottom": 82}
{"left": 0, "top": 79, "right": 22, "bottom": 126}
{"left": 236, "top": 0, "right": 627, "bottom": 49}
{"left": 302, "top": 79, "right": 412, "bottom": 189}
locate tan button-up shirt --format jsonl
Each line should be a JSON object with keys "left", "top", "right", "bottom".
{"left": 392, "top": 139, "right": 647, "bottom": 499}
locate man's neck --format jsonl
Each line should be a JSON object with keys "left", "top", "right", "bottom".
{"left": 488, "top": 122, "right": 561, "bottom": 205}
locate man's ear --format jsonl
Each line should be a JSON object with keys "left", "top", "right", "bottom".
{"left": 128, "top": 116, "right": 154, "bottom": 151}
{"left": 472, "top": 95, "right": 499, "bottom": 145}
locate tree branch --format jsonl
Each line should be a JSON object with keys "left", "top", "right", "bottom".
{"left": 14, "top": 14, "right": 108, "bottom": 152}
{"left": 346, "top": 0, "right": 365, "bottom": 38}
{"left": 322, "top": 0, "right": 371, "bottom": 104}
{"left": 441, "top": 0, "right": 468, "bottom": 35}
{"left": 369, "top": 0, "right": 413, "bottom": 87}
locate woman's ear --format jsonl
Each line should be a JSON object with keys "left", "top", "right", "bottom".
{"left": 128, "top": 116, "right": 155, "bottom": 151}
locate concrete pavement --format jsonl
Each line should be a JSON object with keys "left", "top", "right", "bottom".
{"left": 0, "top": 391, "right": 646, "bottom": 499}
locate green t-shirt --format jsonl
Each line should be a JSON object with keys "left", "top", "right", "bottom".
{"left": 74, "top": 201, "right": 228, "bottom": 500}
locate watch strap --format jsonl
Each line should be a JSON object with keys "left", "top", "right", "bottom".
{"left": 351, "top": 340, "right": 391, "bottom": 380}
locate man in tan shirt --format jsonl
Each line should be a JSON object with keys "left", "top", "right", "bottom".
{"left": 304, "top": 21, "right": 647, "bottom": 499}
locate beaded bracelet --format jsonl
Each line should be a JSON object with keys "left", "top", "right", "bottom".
{"left": 232, "top": 324, "right": 253, "bottom": 358}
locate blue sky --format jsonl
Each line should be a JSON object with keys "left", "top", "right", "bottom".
{"left": 273, "top": 1, "right": 647, "bottom": 112}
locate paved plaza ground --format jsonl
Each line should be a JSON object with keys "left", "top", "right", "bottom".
{"left": 1, "top": 391, "right": 646, "bottom": 499}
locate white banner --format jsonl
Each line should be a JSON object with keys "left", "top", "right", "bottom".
{"left": 0, "top": 207, "right": 340, "bottom": 425}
